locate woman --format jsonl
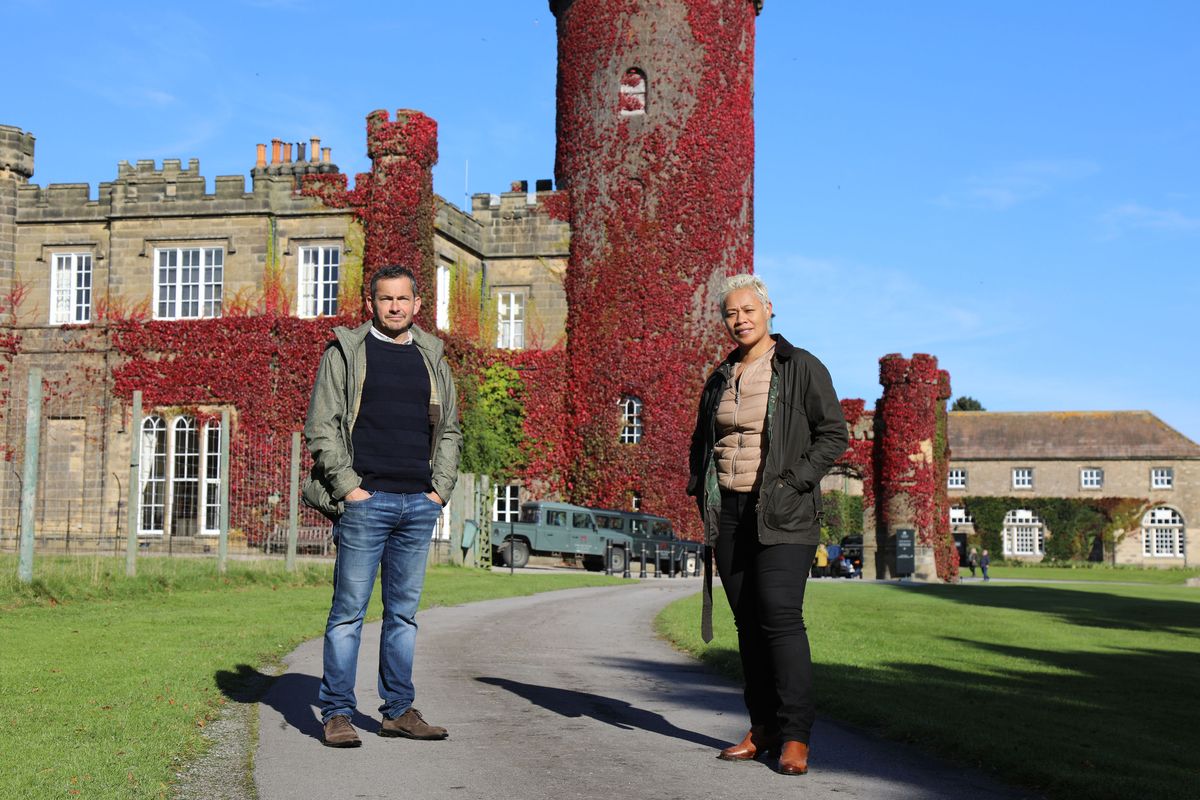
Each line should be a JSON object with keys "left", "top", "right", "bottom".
{"left": 688, "top": 274, "right": 848, "bottom": 775}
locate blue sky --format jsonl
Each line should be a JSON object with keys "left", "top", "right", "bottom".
{"left": 4, "top": 1, "right": 1198, "bottom": 440}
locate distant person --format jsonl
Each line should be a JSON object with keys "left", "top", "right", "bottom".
{"left": 980, "top": 549, "right": 991, "bottom": 582}
{"left": 688, "top": 274, "right": 849, "bottom": 776}
{"left": 303, "top": 265, "right": 462, "bottom": 748}
{"left": 967, "top": 547, "right": 979, "bottom": 579}
{"left": 826, "top": 541, "right": 841, "bottom": 566}
{"left": 814, "top": 543, "right": 828, "bottom": 578}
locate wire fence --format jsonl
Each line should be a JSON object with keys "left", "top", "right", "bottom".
{"left": 1, "top": 380, "right": 475, "bottom": 568}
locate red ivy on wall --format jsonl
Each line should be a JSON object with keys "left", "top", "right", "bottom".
{"left": 875, "top": 354, "right": 956, "bottom": 581}
{"left": 553, "top": 0, "right": 760, "bottom": 539}
{"left": 302, "top": 109, "right": 438, "bottom": 328}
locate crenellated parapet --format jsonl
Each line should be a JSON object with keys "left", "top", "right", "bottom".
{"left": 468, "top": 187, "right": 571, "bottom": 259}
{"left": 0, "top": 125, "right": 35, "bottom": 181}
{"left": 14, "top": 153, "right": 345, "bottom": 223}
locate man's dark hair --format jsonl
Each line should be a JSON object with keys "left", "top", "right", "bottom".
{"left": 369, "top": 265, "right": 419, "bottom": 299}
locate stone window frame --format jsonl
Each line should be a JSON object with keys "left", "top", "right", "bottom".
{"left": 152, "top": 245, "right": 224, "bottom": 320}
{"left": 1150, "top": 467, "right": 1174, "bottom": 490}
{"left": 620, "top": 68, "right": 648, "bottom": 117}
{"left": 495, "top": 288, "right": 525, "bottom": 350}
{"left": 138, "top": 412, "right": 224, "bottom": 537}
{"left": 48, "top": 251, "right": 93, "bottom": 325}
{"left": 296, "top": 243, "right": 341, "bottom": 318}
{"left": 1002, "top": 508, "right": 1044, "bottom": 556}
{"left": 435, "top": 257, "right": 452, "bottom": 331}
{"left": 1080, "top": 467, "right": 1104, "bottom": 490}
{"left": 1012, "top": 467, "right": 1034, "bottom": 490}
{"left": 1141, "top": 506, "right": 1185, "bottom": 558}
{"left": 493, "top": 483, "right": 520, "bottom": 523}
{"left": 619, "top": 395, "right": 644, "bottom": 444}
{"left": 947, "top": 468, "right": 967, "bottom": 490}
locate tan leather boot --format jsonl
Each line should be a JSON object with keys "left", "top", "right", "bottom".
{"left": 717, "top": 726, "right": 780, "bottom": 761}
{"left": 778, "top": 740, "right": 809, "bottom": 775}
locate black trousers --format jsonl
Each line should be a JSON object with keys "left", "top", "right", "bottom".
{"left": 715, "top": 489, "right": 817, "bottom": 743}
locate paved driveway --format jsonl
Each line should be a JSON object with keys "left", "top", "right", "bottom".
{"left": 254, "top": 580, "right": 1030, "bottom": 799}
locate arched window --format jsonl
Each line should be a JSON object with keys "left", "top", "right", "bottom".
{"left": 139, "top": 416, "right": 167, "bottom": 534}
{"left": 172, "top": 416, "right": 200, "bottom": 537}
{"left": 1002, "top": 509, "right": 1044, "bottom": 556}
{"left": 620, "top": 68, "right": 647, "bottom": 116}
{"left": 1142, "top": 507, "right": 1185, "bottom": 557}
{"left": 619, "top": 396, "right": 643, "bottom": 444}
{"left": 204, "top": 418, "right": 222, "bottom": 534}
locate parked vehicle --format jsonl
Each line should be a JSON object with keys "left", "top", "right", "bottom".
{"left": 490, "top": 502, "right": 703, "bottom": 574}
{"left": 491, "top": 502, "right": 632, "bottom": 571}
{"left": 592, "top": 509, "right": 703, "bottom": 575}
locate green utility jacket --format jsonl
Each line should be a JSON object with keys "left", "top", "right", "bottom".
{"left": 688, "top": 334, "right": 848, "bottom": 641}
{"left": 302, "top": 320, "right": 462, "bottom": 519}
{"left": 689, "top": 334, "right": 849, "bottom": 546}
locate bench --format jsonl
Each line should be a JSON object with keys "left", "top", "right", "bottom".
{"left": 267, "top": 524, "right": 334, "bottom": 556}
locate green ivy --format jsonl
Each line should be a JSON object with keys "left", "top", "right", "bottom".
{"left": 960, "top": 496, "right": 1148, "bottom": 562}
{"left": 459, "top": 362, "right": 527, "bottom": 482}
{"left": 821, "top": 490, "right": 864, "bottom": 542}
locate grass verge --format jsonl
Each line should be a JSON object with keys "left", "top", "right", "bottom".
{"left": 978, "top": 564, "right": 1200, "bottom": 584}
{"left": 657, "top": 579, "right": 1200, "bottom": 800}
{"left": 0, "top": 555, "right": 623, "bottom": 798}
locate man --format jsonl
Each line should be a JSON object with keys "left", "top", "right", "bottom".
{"left": 302, "top": 265, "right": 462, "bottom": 748}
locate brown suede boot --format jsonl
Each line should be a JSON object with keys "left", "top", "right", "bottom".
{"left": 379, "top": 707, "right": 449, "bottom": 740}
{"left": 778, "top": 741, "right": 810, "bottom": 775}
{"left": 322, "top": 715, "right": 361, "bottom": 748}
{"left": 717, "top": 726, "right": 780, "bottom": 761}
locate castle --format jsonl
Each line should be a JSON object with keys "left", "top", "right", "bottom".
{"left": 2, "top": 0, "right": 1192, "bottom": 573}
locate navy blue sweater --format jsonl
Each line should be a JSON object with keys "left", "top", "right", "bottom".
{"left": 351, "top": 334, "right": 432, "bottom": 493}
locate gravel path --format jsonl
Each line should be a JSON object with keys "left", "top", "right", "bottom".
{"left": 252, "top": 580, "right": 1032, "bottom": 799}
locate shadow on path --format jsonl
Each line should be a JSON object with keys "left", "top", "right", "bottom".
{"left": 215, "top": 664, "right": 379, "bottom": 742}
{"left": 477, "top": 676, "right": 727, "bottom": 749}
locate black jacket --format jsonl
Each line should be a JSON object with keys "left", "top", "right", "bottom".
{"left": 688, "top": 334, "right": 849, "bottom": 546}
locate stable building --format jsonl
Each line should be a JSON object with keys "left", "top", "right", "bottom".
{"left": 947, "top": 411, "right": 1198, "bottom": 566}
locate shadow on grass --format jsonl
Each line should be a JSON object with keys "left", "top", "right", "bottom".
{"left": 888, "top": 582, "right": 1200, "bottom": 633}
{"left": 690, "top": 637, "right": 1196, "bottom": 800}
{"left": 215, "top": 664, "right": 379, "bottom": 742}
{"left": 476, "top": 676, "right": 728, "bottom": 749}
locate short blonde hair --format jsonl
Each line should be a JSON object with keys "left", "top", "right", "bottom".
{"left": 718, "top": 273, "right": 770, "bottom": 311}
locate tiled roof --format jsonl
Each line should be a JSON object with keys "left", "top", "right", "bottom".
{"left": 948, "top": 411, "right": 1200, "bottom": 460}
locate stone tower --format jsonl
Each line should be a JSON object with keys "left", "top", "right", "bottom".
{"left": 0, "top": 125, "right": 35, "bottom": 310}
{"left": 549, "top": 0, "right": 763, "bottom": 531}
{"left": 869, "top": 354, "right": 954, "bottom": 580}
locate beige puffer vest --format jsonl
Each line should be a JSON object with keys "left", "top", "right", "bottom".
{"left": 714, "top": 346, "right": 774, "bottom": 493}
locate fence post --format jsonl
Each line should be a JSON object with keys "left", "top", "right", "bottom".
{"left": 17, "top": 368, "right": 43, "bottom": 584}
{"left": 217, "top": 409, "right": 231, "bottom": 574}
{"left": 287, "top": 431, "right": 301, "bottom": 571}
{"left": 125, "top": 392, "right": 143, "bottom": 576}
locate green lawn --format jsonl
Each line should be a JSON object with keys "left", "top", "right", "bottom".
{"left": 0, "top": 556, "right": 624, "bottom": 799}
{"left": 657, "top": 580, "right": 1200, "bottom": 800}
{"left": 980, "top": 563, "right": 1200, "bottom": 584}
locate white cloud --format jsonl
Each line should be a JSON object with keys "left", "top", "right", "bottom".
{"left": 1100, "top": 203, "right": 1200, "bottom": 235}
{"left": 938, "top": 159, "right": 1099, "bottom": 210}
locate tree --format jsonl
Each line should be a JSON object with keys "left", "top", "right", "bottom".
{"left": 951, "top": 396, "right": 985, "bottom": 411}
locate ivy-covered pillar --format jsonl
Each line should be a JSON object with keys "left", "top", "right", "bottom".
{"left": 361, "top": 109, "right": 438, "bottom": 325}
{"left": 869, "top": 353, "right": 956, "bottom": 581}
{"left": 549, "top": 0, "right": 762, "bottom": 536}
{"left": 302, "top": 109, "right": 438, "bottom": 327}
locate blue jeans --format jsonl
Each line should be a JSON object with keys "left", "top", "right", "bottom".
{"left": 319, "top": 490, "right": 442, "bottom": 723}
